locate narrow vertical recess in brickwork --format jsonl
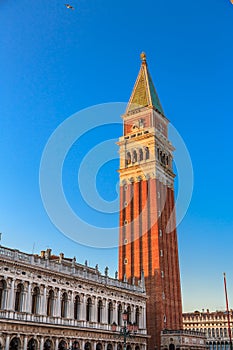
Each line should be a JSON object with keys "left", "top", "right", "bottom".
{"left": 169, "top": 186, "right": 177, "bottom": 328}
{"left": 159, "top": 181, "right": 166, "bottom": 328}
{"left": 119, "top": 185, "right": 126, "bottom": 280}
{"left": 144, "top": 177, "right": 157, "bottom": 350}
{"left": 125, "top": 183, "right": 132, "bottom": 279}
{"left": 130, "top": 182, "right": 134, "bottom": 281}
{"left": 171, "top": 187, "right": 183, "bottom": 328}
{"left": 147, "top": 180, "right": 152, "bottom": 276}
{"left": 133, "top": 181, "right": 140, "bottom": 281}
{"left": 138, "top": 180, "right": 143, "bottom": 275}
{"left": 141, "top": 180, "right": 149, "bottom": 276}
{"left": 166, "top": 184, "right": 173, "bottom": 328}
{"left": 150, "top": 178, "right": 159, "bottom": 274}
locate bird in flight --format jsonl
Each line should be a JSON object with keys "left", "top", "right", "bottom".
{"left": 65, "top": 4, "right": 74, "bottom": 10}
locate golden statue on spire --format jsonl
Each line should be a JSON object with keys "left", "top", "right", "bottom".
{"left": 140, "top": 52, "right": 146, "bottom": 62}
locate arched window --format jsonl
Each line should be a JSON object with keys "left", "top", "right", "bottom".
{"left": 44, "top": 339, "right": 53, "bottom": 350}
{"left": 126, "top": 152, "right": 131, "bottom": 165}
{"left": 97, "top": 299, "right": 103, "bottom": 323}
{"left": 220, "top": 328, "right": 223, "bottom": 337}
{"left": 84, "top": 342, "right": 91, "bottom": 350}
{"left": 139, "top": 149, "right": 143, "bottom": 161}
{"left": 86, "top": 297, "right": 92, "bottom": 322}
{"left": 58, "top": 341, "right": 67, "bottom": 350}
{"left": 107, "top": 345, "right": 112, "bottom": 350}
{"left": 10, "top": 337, "right": 20, "bottom": 350}
{"left": 108, "top": 301, "right": 113, "bottom": 324}
{"left": 96, "top": 344, "right": 102, "bottom": 350}
{"left": 159, "top": 150, "right": 162, "bottom": 162}
{"left": 118, "top": 304, "right": 122, "bottom": 326}
{"left": 127, "top": 305, "right": 131, "bottom": 323}
{"left": 27, "top": 338, "right": 37, "bottom": 350}
{"left": 61, "top": 292, "right": 68, "bottom": 318}
{"left": 47, "top": 289, "right": 54, "bottom": 317}
{"left": 145, "top": 147, "right": 149, "bottom": 160}
{"left": 73, "top": 342, "right": 80, "bottom": 350}
{"left": 132, "top": 150, "right": 137, "bottom": 163}
{"left": 135, "top": 307, "right": 140, "bottom": 326}
{"left": 74, "top": 295, "right": 80, "bottom": 320}
{"left": 31, "top": 287, "right": 40, "bottom": 314}
{"left": 15, "top": 283, "right": 24, "bottom": 312}
{"left": 0, "top": 279, "right": 7, "bottom": 309}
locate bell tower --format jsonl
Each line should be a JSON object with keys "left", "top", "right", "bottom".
{"left": 118, "top": 53, "right": 183, "bottom": 350}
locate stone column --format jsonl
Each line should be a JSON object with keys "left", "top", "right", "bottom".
{"left": 56, "top": 289, "right": 61, "bottom": 317}
{"left": 69, "top": 292, "right": 74, "bottom": 319}
{"left": 81, "top": 295, "right": 86, "bottom": 321}
{"left": 9, "top": 278, "right": 15, "bottom": 310}
{"left": 27, "top": 283, "right": 32, "bottom": 313}
{"left": 141, "top": 305, "right": 146, "bottom": 329}
{"left": 92, "top": 297, "right": 97, "bottom": 323}
{"left": 113, "top": 302, "right": 118, "bottom": 324}
{"left": 42, "top": 286, "right": 47, "bottom": 315}
{"left": 5, "top": 335, "right": 10, "bottom": 350}
{"left": 103, "top": 300, "right": 107, "bottom": 324}
{"left": 67, "top": 291, "right": 72, "bottom": 319}
{"left": 4, "top": 278, "right": 10, "bottom": 310}
{"left": 23, "top": 336, "right": 28, "bottom": 350}
{"left": 40, "top": 337, "right": 44, "bottom": 350}
{"left": 81, "top": 339, "right": 85, "bottom": 350}
{"left": 55, "top": 338, "right": 59, "bottom": 350}
{"left": 131, "top": 305, "right": 135, "bottom": 324}
{"left": 22, "top": 287, "right": 27, "bottom": 313}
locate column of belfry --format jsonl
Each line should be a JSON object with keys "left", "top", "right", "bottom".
{"left": 118, "top": 53, "right": 183, "bottom": 350}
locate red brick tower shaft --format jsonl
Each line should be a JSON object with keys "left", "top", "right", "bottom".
{"left": 118, "top": 53, "right": 183, "bottom": 350}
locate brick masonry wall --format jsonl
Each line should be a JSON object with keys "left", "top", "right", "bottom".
{"left": 119, "top": 178, "right": 183, "bottom": 350}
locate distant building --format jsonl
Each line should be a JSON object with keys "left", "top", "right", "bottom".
{"left": 160, "top": 329, "right": 206, "bottom": 350}
{"left": 183, "top": 310, "right": 233, "bottom": 350}
{"left": 0, "top": 246, "right": 148, "bottom": 350}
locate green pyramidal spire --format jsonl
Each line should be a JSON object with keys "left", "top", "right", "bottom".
{"left": 126, "top": 52, "right": 164, "bottom": 115}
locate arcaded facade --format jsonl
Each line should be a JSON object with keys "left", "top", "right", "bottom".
{"left": 0, "top": 246, "right": 148, "bottom": 350}
{"left": 183, "top": 310, "right": 233, "bottom": 350}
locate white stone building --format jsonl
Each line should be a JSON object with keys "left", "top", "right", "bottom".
{"left": 183, "top": 310, "right": 233, "bottom": 350}
{"left": 0, "top": 246, "right": 148, "bottom": 350}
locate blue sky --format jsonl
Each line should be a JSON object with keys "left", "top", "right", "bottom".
{"left": 1, "top": 0, "right": 233, "bottom": 312}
